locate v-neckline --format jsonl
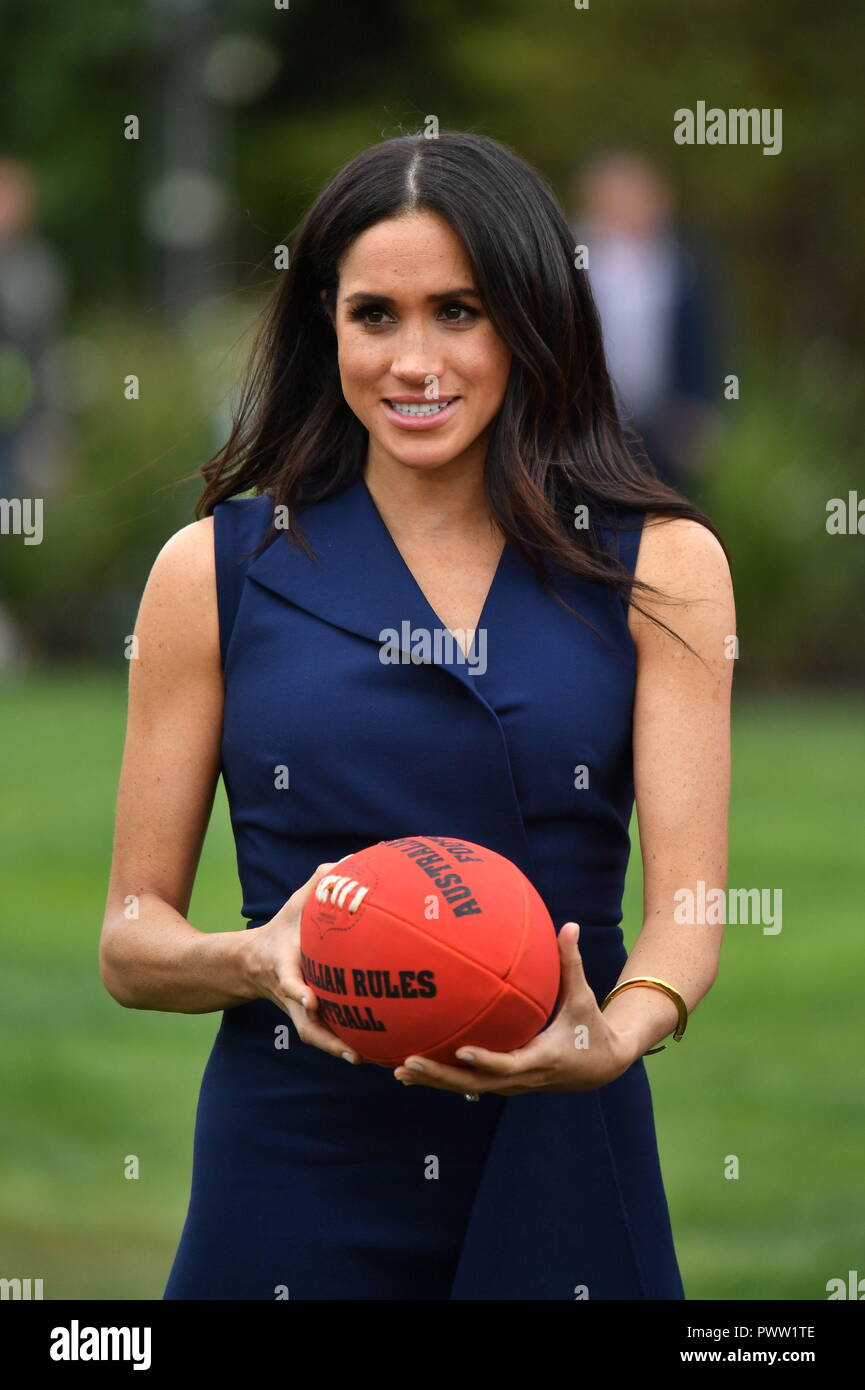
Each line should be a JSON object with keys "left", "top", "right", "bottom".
{"left": 357, "top": 471, "right": 508, "bottom": 662}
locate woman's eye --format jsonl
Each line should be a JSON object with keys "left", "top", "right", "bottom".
{"left": 440, "top": 303, "right": 478, "bottom": 323}
{"left": 346, "top": 305, "right": 392, "bottom": 328}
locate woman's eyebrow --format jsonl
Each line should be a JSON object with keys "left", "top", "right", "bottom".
{"left": 343, "top": 287, "right": 481, "bottom": 305}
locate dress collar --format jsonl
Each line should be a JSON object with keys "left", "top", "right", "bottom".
{"left": 245, "top": 470, "right": 515, "bottom": 698}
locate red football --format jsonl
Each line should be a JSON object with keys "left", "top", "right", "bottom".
{"left": 299, "top": 834, "right": 561, "bottom": 1066}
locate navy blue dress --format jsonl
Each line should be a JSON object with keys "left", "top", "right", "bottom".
{"left": 163, "top": 471, "right": 685, "bottom": 1301}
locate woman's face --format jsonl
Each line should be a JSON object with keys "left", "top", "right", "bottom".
{"left": 331, "top": 211, "right": 512, "bottom": 476}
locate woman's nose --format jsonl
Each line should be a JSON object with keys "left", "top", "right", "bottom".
{"left": 388, "top": 326, "right": 444, "bottom": 383}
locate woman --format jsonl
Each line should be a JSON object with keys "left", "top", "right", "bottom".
{"left": 100, "top": 131, "right": 734, "bottom": 1300}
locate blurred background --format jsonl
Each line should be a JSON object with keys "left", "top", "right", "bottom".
{"left": 0, "top": 0, "right": 862, "bottom": 1300}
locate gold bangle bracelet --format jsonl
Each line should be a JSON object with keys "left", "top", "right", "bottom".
{"left": 600, "top": 976, "right": 688, "bottom": 1055}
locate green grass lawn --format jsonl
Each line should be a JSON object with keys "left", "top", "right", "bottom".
{"left": 0, "top": 670, "right": 862, "bottom": 1300}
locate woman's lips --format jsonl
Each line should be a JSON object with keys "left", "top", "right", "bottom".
{"left": 380, "top": 397, "right": 461, "bottom": 431}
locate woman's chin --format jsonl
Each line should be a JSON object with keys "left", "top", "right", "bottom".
{"left": 368, "top": 435, "right": 474, "bottom": 471}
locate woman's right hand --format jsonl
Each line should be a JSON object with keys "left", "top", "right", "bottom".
{"left": 245, "top": 862, "right": 362, "bottom": 1065}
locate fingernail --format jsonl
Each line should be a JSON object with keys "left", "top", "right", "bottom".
{"left": 457, "top": 1050, "right": 475, "bottom": 1063}
{"left": 300, "top": 994, "right": 309, "bottom": 1008}
{"left": 406, "top": 1061, "right": 425, "bottom": 1073}
{"left": 341, "top": 1051, "right": 355, "bottom": 1063}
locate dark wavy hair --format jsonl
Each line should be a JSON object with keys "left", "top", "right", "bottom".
{"left": 195, "top": 129, "right": 726, "bottom": 640}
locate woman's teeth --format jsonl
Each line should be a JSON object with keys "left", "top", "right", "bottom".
{"left": 389, "top": 400, "right": 453, "bottom": 416}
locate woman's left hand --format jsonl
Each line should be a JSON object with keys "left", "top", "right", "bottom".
{"left": 393, "top": 922, "right": 637, "bottom": 1095}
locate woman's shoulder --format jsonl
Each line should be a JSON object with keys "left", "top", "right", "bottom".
{"left": 135, "top": 517, "right": 220, "bottom": 677}
{"left": 149, "top": 514, "right": 214, "bottom": 583}
{"left": 636, "top": 512, "right": 731, "bottom": 596}
{"left": 628, "top": 511, "right": 735, "bottom": 656}
{"left": 148, "top": 492, "right": 281, "bottom": 600}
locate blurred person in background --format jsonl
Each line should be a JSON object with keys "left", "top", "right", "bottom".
{"left": 571, "top": 150, "right": 724, "bottom": 497}
{"left": 0, "top": 157, "right": 68, "bottom": 669}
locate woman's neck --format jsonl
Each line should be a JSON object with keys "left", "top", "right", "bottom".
{"left": 362, "top": 450, "right": 494, "bottom": 544}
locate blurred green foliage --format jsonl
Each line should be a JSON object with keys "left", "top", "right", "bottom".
{"left": 701, "top": 350, "right": 865, "bottom": 682}
{"left": 5, "top": 301, "right": 260, "bottom": 659}
{"left": 3, "top": 0, "right": 862, "bottom": 347}
{"left": 1, "top": 0, "right": 862, "bottom": 679}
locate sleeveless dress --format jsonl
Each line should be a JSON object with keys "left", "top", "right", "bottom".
{"left": 163, "top": 471, "right": 685, "bottom": 1301}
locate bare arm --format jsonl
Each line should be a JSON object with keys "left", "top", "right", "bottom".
{"left": 98, "top": 517, "right": 255, "bottom": 1012}
{"left": 600, "top": 515, "right": 735, "bottom": 1060}
{"left": 98, "top": 517, "right": 362, "bottom": 1062}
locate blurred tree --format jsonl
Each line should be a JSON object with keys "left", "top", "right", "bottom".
{"left": 0, "top": 0, "right": 861, "bottom": 355}
{"left": 1, "top": 0, "right": 862, "bottom": 679}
